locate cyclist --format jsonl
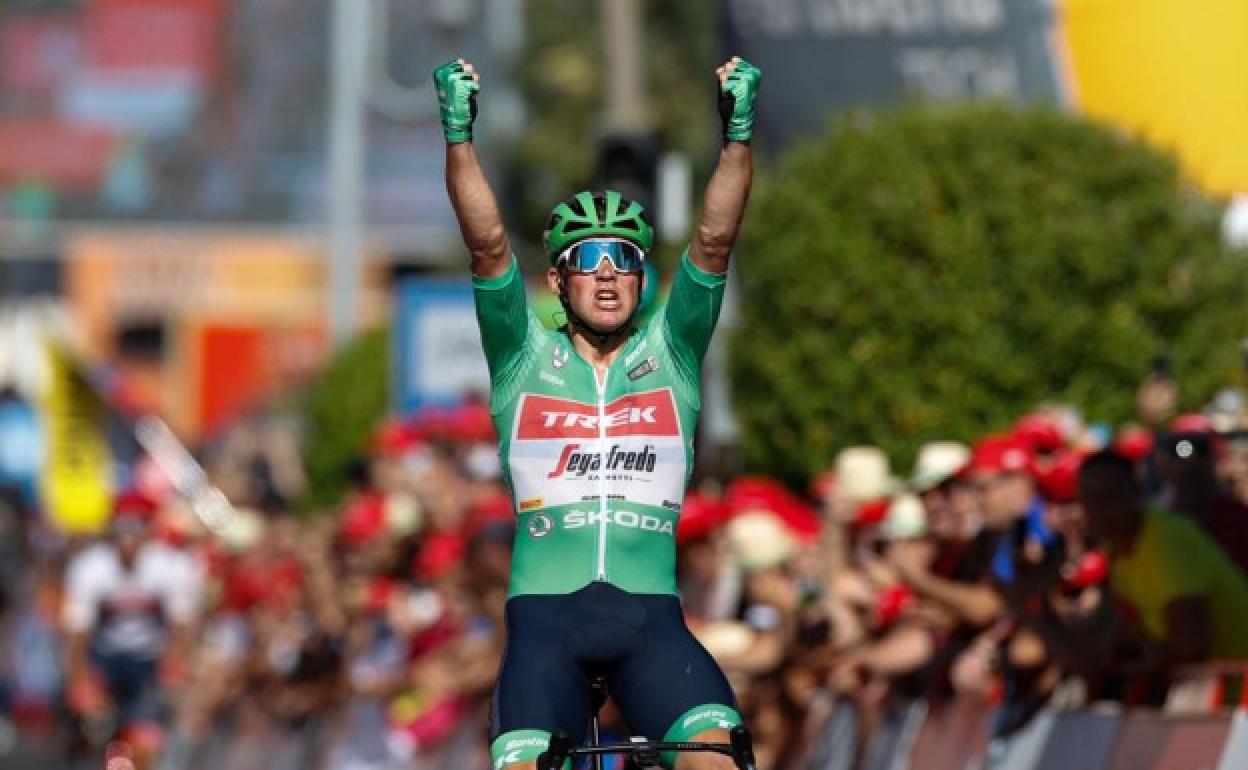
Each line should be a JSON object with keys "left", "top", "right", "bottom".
{"left": 434, "top": 54, "right": 760, "bottom": 770}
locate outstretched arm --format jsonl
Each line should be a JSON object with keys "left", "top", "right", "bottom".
{"left": 435, "top": 58, "right": 512, "bottom": 279}
{"left": 688, "top": 57, "right": 761, "bottom": 275}
{"left": 447, "top": 142, "right": 511, "bottom": 278}
{"left": 690, "top": 142, "right": 752, "bottom": 274}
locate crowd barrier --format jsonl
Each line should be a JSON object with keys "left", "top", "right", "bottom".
{"left": 803, "top": 696, "right": 1248, "bottom": 770}
{"left": 7, "top": 671, "right": 1248, "bottom": 769}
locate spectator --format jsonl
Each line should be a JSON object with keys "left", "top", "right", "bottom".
{"left": 1079, "top": 450, "right": 1248, "bottom": 662}
{"left": 1152, "top": 419, "right": 1248, "bottom": 573}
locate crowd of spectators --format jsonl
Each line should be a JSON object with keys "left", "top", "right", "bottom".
{"left": 3, "top": 371, "right": 1248, "bottom": 770}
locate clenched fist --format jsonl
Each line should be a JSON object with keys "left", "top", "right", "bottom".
{"left": 717, "top": 56, "right": 762, "bottom": 142}
{"left": 433, "top": 58, "right": 480, "bottom": 144}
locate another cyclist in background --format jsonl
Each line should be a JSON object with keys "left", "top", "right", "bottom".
{"left": 435, "top": 54, "right": 760, "bottom": 770}
{"left": 62, "top": 492, "right": 200, "bottom": 768}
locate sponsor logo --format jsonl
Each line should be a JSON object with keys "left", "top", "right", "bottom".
{"left": 502, "top": 737, "right": 548, "bottom": 750}
{"left": 518, "top": 498, "right": 543, "bottom": 511}
{"left": 623, "top": 339, "right": 648, "bottom": 368}
{"left": 527, "top": 513, "right": 554, "bottom": 538}
{"left": 683, "top": 708, "right": 733, "bottom": 729}
{"left": 551, "top": 345, "right": 569, "bottom": 369}
{"left": 497, "top": 751, "right": 522, "bottom": 769}
{"left": 516, "top": 390, "right": 680, "bottom": 440}
{"left": 539, "top": 370, "right": 565, "bottom": 387}
{"left": 562, "top": 509, "right": 675, "bottom": 535}
{"left": 627, "top": 356, "right": 659, "bottom": 381}
{"left": 495, "top": 737, "right": 548, "bottom": 769}
{"left": 547, "top": 443, "right": 657, "bottom": 478}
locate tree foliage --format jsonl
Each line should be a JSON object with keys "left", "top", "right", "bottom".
{"left": 299, "top": 328, "right": 389, "bottom": 510}
{"left": 731, "top": 105, "right": 1247, "bottom": 484}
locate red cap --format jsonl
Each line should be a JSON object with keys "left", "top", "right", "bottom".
{"left": 465, "top": 491, "right": 514, "bottom": 540}
{"left": 1113, "top": 426, "right": 1155, "bottom": 462}
{"left": 1062, "top": 550, "right": 1109, "bottom": 590}
{"left": 1014, "top": 414, "right": 1066, "bottom": 454}
{"left": 374, "top": 418, "right": 424, "bottom": 457}
{"left": 724, "top": 476, "right": 821, "bottom": 542}
{"left": 364, "top": 576, "right": 399, "bottom": 613}
{"left": 677, "top": 491, "right": 729, "bottom": 545}
{"left": 970, "top": 434, "right": 1033, "bottom": 475}
{"left": 874, "top": 584, "right": 915, "bottom": 628}
{"left": 1035, "top": 451, "right": 1083, "bottom": 503}
{"left": 339, "top": 491, "right": 388, "bottom": 546}
{"left": 223, "top": 555, "right": 302, "bottom": 611}
{"left": 446, "top": 400, "right": 496, "bottom": 443}
{"left": 112, "top": 490, "right": 158, "bottom": 521}
{"left": 1171, "top": 413, "right": 1213, "bottom": 434}
{"left": 414, "top": 531, "right": 466, "bottom": 581}
{"left": 853, "top": 497, "right": 892, "bottom": 527}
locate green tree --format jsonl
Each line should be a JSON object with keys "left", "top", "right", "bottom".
{"left": 731, "top": 105, "right": 1248, "bottom": 484}
{"left": 299, "top": 328, "right": 389, "bottom": 510}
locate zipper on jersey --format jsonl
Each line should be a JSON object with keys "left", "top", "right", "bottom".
{"left": 594, "top": 367, "right": 609, "bottom": 581}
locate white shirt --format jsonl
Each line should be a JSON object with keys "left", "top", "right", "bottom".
{"left": 63, "top": 540, "right": 201, "bottom": 658}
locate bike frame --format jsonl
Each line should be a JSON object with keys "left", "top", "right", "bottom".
{"left": 534, "top": 677, "right": 758, "bottom": 770}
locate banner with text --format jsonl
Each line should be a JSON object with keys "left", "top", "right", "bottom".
{"left": 720, "top": 0, "right": 1062, "bottom": 149}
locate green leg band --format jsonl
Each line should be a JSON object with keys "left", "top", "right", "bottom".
{"left": 661, "top": 703, "right": 743, "bottom": 767}
{"left": 491, "top": 729, "right": 568, "bottom": 770}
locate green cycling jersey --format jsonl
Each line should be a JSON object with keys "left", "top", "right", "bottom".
{"left": 474, "top": 250, "right": 725, "bottom": 597}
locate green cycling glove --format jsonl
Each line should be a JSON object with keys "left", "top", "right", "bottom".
{"left": 433, "top": 58, "right": 479, "bottom": 144}
{"left": 717, "top": 57, "right": 762, "bottom": 143}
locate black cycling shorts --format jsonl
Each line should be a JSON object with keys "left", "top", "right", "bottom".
{"left": 489, "top": 581, "right": 740, "bottom": 767}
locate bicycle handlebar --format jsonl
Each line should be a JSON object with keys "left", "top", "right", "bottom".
{"left": 536, "top": 725, "right": 757, "bottom": 770}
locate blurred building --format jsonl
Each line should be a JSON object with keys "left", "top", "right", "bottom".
{"left": 0, "top": 0, "right": 521, "bottom": 438}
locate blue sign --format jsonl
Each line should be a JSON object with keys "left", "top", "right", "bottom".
{"left": 393, "top": 276, "right": 491, "bottom": 414}
{"left": 0, "top": 397, "right": 42, "bottom": 506}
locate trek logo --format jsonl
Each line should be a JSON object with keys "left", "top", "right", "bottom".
{"left": 548, "top": 443, "right": 657, "bottom": 478}
{"left": 516, "top": 389, "right": 679, "bottom": 440}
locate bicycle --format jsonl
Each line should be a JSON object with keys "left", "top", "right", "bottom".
{"left": 535, "top": 675, "right": 758, "bottom": 770}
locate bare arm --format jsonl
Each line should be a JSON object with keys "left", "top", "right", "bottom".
{"left": 688, "top": 141, "right": 753, "bottom": 274}
{"left": 907, "top": 571, "right": 1003, "bottom": 627}
{"left": 64, "top": 629, "right": 90, "bottom": 687}
{"left": 434, "top": 58, "right": 511, "bottom": 278}
{"left": 446, "top": 142, "right": 512, "bottom": 278}
{"left": 853, "top": 623, "right": 935, "bottom": 676}
{"left": 688, "top": 56, "right": 760, "bottom": 274}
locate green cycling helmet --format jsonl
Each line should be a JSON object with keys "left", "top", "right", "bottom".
{"left": 542, "top": 189, "right": 654, "bottom": 263}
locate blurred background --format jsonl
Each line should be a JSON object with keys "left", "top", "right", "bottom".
{"left": 2, "top": 1, "right": 1248, "bottom": 768}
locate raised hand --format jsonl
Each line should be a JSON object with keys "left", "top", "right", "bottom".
{"left": 716, "top": 56, "right": 762, "bottom": 143}
{"left": 433, "top": 58, "right": 480, "bottom": 144}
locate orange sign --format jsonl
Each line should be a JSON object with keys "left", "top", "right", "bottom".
{"left": 65, "top": 229, "right": 385, "bottom": 355}
{"left": 64, "top": 229, "right": 386, "bottom": 438}
{"left": 183, "top": 319, "right": 327, "bottom": 437}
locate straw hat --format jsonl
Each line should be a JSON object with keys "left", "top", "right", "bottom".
{"left": 725, "top": 511, "right": 795, "bottom": 570}
{"left": 832, "top": 446, "right": 899, "bottom": 503}
{"left": 879, "top": 493, "right": 927, "bottom": 540}
{"left": 910, "top": 441, "right": 971, "bottom": 492}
